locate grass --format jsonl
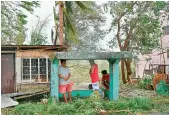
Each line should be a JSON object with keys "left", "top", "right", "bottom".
{"left": 2, "top": 93, "right": 169, "bottom": 115}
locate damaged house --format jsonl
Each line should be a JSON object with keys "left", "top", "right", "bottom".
{"left": 1, "top": 45, "right": 67, "bottom": 94}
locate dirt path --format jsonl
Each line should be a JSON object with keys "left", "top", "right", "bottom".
{"left": 72, "top": 83, "right": 157, "bottom": 98}
{"left": 120, "top": 85, "right": 156, "bottom": 98}
{"left": 72, "top": 82, "right": 157, "bottom": 99}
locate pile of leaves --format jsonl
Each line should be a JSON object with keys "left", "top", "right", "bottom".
{"left": 8, "top": 94, "right": 169, "bottom": 115}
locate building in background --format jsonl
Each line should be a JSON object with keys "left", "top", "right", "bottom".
{"left": 136, "top": 12, "right": 169, "bottom": 78}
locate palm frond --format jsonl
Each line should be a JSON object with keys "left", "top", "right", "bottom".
{"left": 75, "top": 1, "right": 93, "bottom": 12}
{"left": 53, "top": 7, "right": 58, "bottom": 21}
{"left": 63, "top": 8, "right": 78, "bottom": 43}
{"left": 55, "top": 1, "right": 61, "bottom": 6}
{"left": 54, "top": 1, "right": 94, "bottom": 44}
{"left": 65, "top": 1, "right": 73, "bottom": 14}
{"left": 62, "top": 8, "right": 76, "bottom": 35}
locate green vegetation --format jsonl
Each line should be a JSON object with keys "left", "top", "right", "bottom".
{"left": 156, "top": 80, "right": 169, "bottom": 95}
{"left": 2, "top": 94, "right": 169, "bottom": 115}
{"left": 29, "top": 17, "right": 49, "bottom": 45}
{"left": 105, "top": 1, "right": 169, "bottom": 84}
{"left": 139, "top": 75, "right": 154, "bottom": 89}
{"left": 1, "top": 1, "right": 40, "bottom": 45}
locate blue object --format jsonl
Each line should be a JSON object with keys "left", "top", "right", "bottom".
{"left": 109, "top": 60, "right": 120, "bottom": 101}
{"left": 50, "top": 58, "right": 59, "bottom": 102}
{"left": 59, "top": 90, "right": 93, "bottom": 97}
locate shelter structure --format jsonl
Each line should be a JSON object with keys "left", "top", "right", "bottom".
{"left": 50, "top": 51, "right": 132, "bottom": 101}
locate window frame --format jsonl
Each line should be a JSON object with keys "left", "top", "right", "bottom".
{"left": 21, "top": 57, "right": 50, "bottom": 84}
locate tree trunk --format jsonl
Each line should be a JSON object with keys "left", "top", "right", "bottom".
{"left": 121, "top": 59, "right": 127, "bottom": 84}
{"left": 161, "top": 38, "right": 165, "bottom": 74}
{"left": 59, "top": 2, "right": 64, "bottom": 45}
{"left": 125, "top": 59, "right": 132, "bottom": 83}
{"left": 143, "top": 60, "right": 149, "bottom": 78}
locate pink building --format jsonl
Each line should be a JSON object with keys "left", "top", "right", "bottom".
{"left": 136, "top": 12, "right": 169, "bottom": 78}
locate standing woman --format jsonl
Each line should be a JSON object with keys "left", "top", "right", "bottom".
{"left": 89, "top": 60, "right": 100, "bottom": 90}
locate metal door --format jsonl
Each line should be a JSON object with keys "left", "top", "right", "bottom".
{"left": 1, "top": 54, "right": 15, "bottom": 94}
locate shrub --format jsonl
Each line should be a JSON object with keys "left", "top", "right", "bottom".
{"left": 139, "top": 75, "right": 154, "bottom": 89}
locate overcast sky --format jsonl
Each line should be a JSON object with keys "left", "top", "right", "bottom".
{"left": 24, "top": 1, "right": 117, "bottom": 51}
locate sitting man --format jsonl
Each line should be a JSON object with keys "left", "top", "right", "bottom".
{"left": 101, "top": 70, "right": 110, "bottom": 90}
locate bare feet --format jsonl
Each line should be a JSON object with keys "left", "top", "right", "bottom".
{"left": 65, "top": 101, "right": 68, "bottom": 103}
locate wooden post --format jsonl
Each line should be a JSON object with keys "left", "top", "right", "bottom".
{"left": 109, "top": 59, "right": 120, "bottom": 101}
{"left": 50, "top": 58, "right": 59, "bottom": 103}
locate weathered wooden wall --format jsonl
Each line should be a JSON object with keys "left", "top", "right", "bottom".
{"left": 16, "top": 50, "right": 54, "bottom": 58}
{"left": 16, "top": 83, "right": 50, "bottom": 93}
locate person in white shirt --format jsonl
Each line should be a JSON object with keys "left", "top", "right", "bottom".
{"left": 58, "top": 59, "right": 73, "bottom": 103}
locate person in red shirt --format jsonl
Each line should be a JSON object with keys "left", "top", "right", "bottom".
{"left": 89, "top": 60, "right": 100, "bottom": 90}
{"left": 101, "top": 70, "right": 110, "bottom": 90}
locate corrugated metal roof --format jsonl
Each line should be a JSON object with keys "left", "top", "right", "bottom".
{"left": 1, "top": 45, "right": 68, "bottom": 51}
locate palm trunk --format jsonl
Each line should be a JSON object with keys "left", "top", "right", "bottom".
{"left": 121, "top": 59, "right": 127, "bottom": 84}
{"left": 59, "top": 2, "right": 64, "bottom": 45}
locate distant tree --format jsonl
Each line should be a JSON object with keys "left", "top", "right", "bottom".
{"left": 104, "top": 1, "right": 169, "bottom": 83}
{"left": 1, "top": 1, "right": 40, "bottom": 45}
{"left": 70, "top": 2, "right": 107, "bottom": 52}
{"left": 29, "top": 16, "right": 50, "bottom": 45}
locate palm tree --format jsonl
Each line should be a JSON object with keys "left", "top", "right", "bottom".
{"left": 52, "top": 1, "right": 92, "bottom": 45}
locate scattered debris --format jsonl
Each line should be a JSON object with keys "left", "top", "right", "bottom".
{"left": 120, "top": 85, "right": 156, "bottom": 98}
{"left": 40, "top": 98, "right": 48, "bottom": 104}
{"left": 1, "top": 97, "right": 18, "bottom": 108}
{"left": 1, "top": 90, "right": 49, "bottom": 100}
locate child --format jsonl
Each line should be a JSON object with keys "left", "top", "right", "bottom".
{"left": 58, "top": 59, "right": 73, "bottom": 103}
{"left": 101, "top": 70, "right": 110, "bottom": 90}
